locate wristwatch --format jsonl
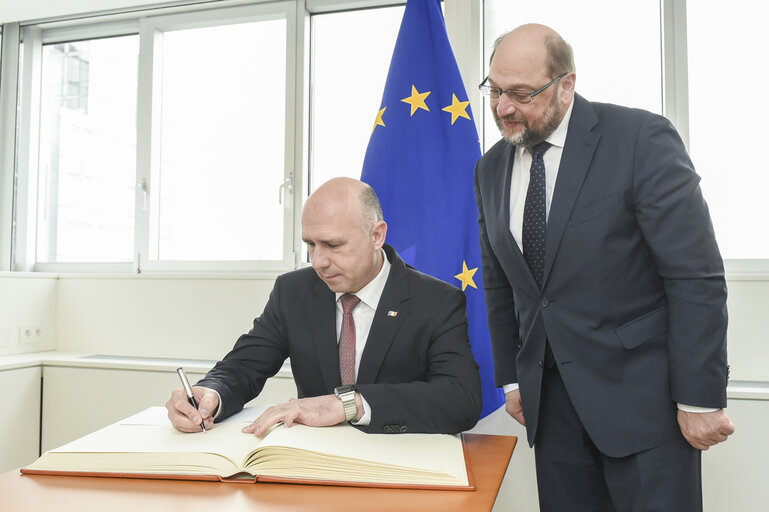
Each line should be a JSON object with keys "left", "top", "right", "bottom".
{"left": 334, "top": 385, "right": 357, "bottom": 422}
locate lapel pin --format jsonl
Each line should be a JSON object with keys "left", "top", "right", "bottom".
{"left": 387, "top": 311, "right": 398, "bottom": 317}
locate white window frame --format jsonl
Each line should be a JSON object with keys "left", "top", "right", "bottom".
{"left": 12, "top": 1, "right": 300, "bottom": 274}
{"left": 0, "top": 23, "right": 17, "bottom": 272}
{"left": 2, "top": 0, "right": 767, "bottom": 277}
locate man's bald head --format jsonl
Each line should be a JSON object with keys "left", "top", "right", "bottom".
{"left": 302, "top": 178, "right": 383, "bottom": 236}
{"left": 301, "top": 178, "right": 387, "bottom": 293}
{"left": 490, "top": 24, "right": 575, "bottom": 78}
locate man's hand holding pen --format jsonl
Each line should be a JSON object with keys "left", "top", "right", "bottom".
{"left": 166, "top": 385, "right": 219, "bottom": 433}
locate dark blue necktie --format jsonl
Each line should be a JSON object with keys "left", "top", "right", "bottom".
{"left": 522, "top": 141, "right": 551, "bottom": 288}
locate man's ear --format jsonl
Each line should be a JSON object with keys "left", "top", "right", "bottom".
{"left": 559, "top": 72, "right": 576, "bottom": 104}
{"left": 371, "top": 220, "right": 388, "bottom": 250}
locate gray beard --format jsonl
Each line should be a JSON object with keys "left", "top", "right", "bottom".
{"left": 496, "top": 96, "right": 563, "bottom": 148}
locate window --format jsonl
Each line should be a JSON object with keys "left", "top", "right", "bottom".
{"left": 36, "top": 36, "right": 138, "bottom": 263}
{"left": 15, "top": 3, "right": 295, "bottom": 272}
{"left": 309, "top": 6, "right": 404, "bottom": 191}
{"left": 481, "top": 0, "right": 662, "bottom": 151}
{"left": 5, "top": 0, "right": 765, "bottom": 272}
{"left": 687, "top": 0, "right": 769, "bottom": 259}
{"left": 151, "top": 20, "right": 287, "bottom": 262}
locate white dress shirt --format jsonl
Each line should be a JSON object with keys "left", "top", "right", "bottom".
{"left": 212, "top": 250, "right": 392, "bottom": 422}
{"left": 507, "top": 101, "right": 573, "bottom": 250}
{"left": 334, "top": 249, "right": 392, "bottom": 425}
{"left": 502, "top": 102, "right": 573, "bottom": 397}
{"left": 500, "top": 102, "right": 714, "bottom": 413}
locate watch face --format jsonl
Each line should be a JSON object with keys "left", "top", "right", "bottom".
{"left": 335, "top": 385, "right": 355, "bottom": 395}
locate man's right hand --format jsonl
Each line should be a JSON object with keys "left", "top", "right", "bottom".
{"left": 505, "top": 388, "right": 526, "bottom": 426}
{"left": 166, "top": 386, "right": 219, "bottom": 432}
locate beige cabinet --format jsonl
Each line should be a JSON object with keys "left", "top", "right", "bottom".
{"left": 703, "top": 398, "right": 769, "bottom": 512}
{"left": 0, "top": 366, "right": 41, "bottom": 472}
{"left": 41, "top": 365, "right": 296, "bottom": 452}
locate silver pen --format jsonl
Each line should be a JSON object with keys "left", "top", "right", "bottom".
{"left": 176, "top": 367, "right": 206, "bottom": 432}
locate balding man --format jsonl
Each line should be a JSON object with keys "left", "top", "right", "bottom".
{"left": 167, "top": 177, "right": 482, "bottom": 436}
{"left": 474, "top": 24, "right": 733, "bottom": 510}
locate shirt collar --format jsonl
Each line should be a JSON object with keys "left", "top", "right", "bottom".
{"left": 335, "top": 249, "right": 391, "bottom": 311}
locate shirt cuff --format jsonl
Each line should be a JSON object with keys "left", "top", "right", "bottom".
{"left": 502, "top": 383, "right": 519, "bottom": 394}
{"left": 677, "top": 403, "right": 720, "bottom": 413}
{"left": 210, "top": 389, "right": 223, "bottom": 420}
{"left": 351, "top": 392, "right": 371, "bottom": 426}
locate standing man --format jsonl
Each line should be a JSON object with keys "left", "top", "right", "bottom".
{"left": 474, "top": 24, "right": 734, "bottom": 510}
{"left": 168, "top": 177, "right": 481, "bottom": 436}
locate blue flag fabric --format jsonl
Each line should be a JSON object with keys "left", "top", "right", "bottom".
{"left": 361, "top": 0, "right": 504, "bottom": 418}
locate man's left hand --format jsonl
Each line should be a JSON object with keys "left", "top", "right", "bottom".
{"left": 677, "top": 409, "right": 735, "bottom": 450}
{"left": 242, "top": 395, "right": 352, "bottom": 437}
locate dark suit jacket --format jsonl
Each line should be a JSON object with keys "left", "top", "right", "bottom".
{"left": 196, "top": 244, "right": 482, "bottom": 434}
{"left": 474, "top": 94, "right": 728, "bottom": 457}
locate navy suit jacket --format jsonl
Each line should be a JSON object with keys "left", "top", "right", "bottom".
{"left": 197, "top": 244, "right": 482, "bottom": 434}
{"left": 474, "top": 94, "right": 728, "bottom": 456}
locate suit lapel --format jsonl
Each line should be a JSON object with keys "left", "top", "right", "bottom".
{"left": 544, "top": 95, "right": 600, "bottom": 286}
{"left": 357, "top": 246, "right": 409, "bottom": 384}
{"left": 495, "top": 144, "right": 539, "bottom": 289}
{"left": 487, "top": 143, "right": 538, "bottom": 289}
{"left": 310, "top": 277, "right": 342, "bottom": 390}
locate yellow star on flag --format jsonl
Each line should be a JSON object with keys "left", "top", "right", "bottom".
{"left": 372, "top": 107, "right": 387, "bottom": 133}
{"left": 454, "top": 261, "right": 478, "bottom": 291}
{"left": 442, "top": 94, "right": 471, "bottom": 125}
{"left": 401, "top": 85, "right": 431, "bottom": 116}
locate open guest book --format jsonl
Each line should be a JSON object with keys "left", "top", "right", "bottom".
{"left": 22, "top": 406, "right": 474, "bottom": 490}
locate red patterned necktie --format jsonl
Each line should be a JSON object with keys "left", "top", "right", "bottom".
{"left": 339, "top": 293, "right": 361, "bottom": 385}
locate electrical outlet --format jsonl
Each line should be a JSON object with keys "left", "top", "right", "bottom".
{"left": 0, "top": 326, "right": 12, "bottom": 347}
{"left": 20, "top": 325, "right": 44, "bottom": 343}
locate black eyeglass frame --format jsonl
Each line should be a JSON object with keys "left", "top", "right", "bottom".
{"left": 478, "top": 72, "right": 568, "bottom": 104}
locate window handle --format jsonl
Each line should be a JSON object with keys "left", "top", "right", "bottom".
{"left": 279, "top": 176, "right": 294, "bottom": 204}
{"left": 136, "top": 179, "right": 148, "bottom": 210}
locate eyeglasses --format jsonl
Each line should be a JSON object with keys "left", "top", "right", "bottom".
{"left": 478, "top": 73, "right": 568, "bottom": 105}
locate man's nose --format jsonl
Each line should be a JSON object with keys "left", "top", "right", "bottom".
{"left": 311, "top": 246, "right": 329, "bottom": 269}
{"left": 495, "top": 94, "right": 518, "bottom": 118}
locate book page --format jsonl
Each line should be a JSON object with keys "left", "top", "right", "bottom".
{"left": 248, "top": 423, "right": 468, "bottom": 486}
{"left": 27, "top": 409, "right": 262, "bottom": 477}
{"left": 118, "top": 406, "right": 175, "bottom": 426}
{"left": 116, "top": 404, "right": 271, "bottom": 427}
{"left": 26, "top": 405, "right": 468, "bottom": 486}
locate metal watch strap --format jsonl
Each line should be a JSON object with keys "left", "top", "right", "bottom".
{"left": 334, "top": 385, "right": 357, "bottom": 422}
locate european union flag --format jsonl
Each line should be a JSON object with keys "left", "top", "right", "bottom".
{"left": 361, "top": 0, "right": 504, "bottom": 418}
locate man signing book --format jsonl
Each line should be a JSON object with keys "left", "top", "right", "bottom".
{"left": 166, "top": 177, "right": 482, "bottom": 436}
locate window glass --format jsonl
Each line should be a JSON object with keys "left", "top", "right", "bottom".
{"left": 36, "top": 36, "right": 138, "bottom": 263}
{"left": 153, "top": 20, "right": 286, "bottom": 261}
{"left": 687, "top": 1, "right": 769, "bottom": 259}
{"left": 482, "top": 0, "right": 661, "bottom": 150}
{"left": 310, "top": 6, "right": 404, "bottom": 191}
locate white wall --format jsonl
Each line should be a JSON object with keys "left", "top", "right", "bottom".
{"left": 56, "top": 274, "right": 276, "bottom": 359}
{"left": 721, "top": 277, "right": 769, "bottom": 381}
{"left": 0, "top": 0, "right": 175, "bottom": 24}
{"left": 0, "top": 273, "right": 58, "bottom": 355}
{"left": 45, "top": 272, "right": 769, "bottom": 382}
